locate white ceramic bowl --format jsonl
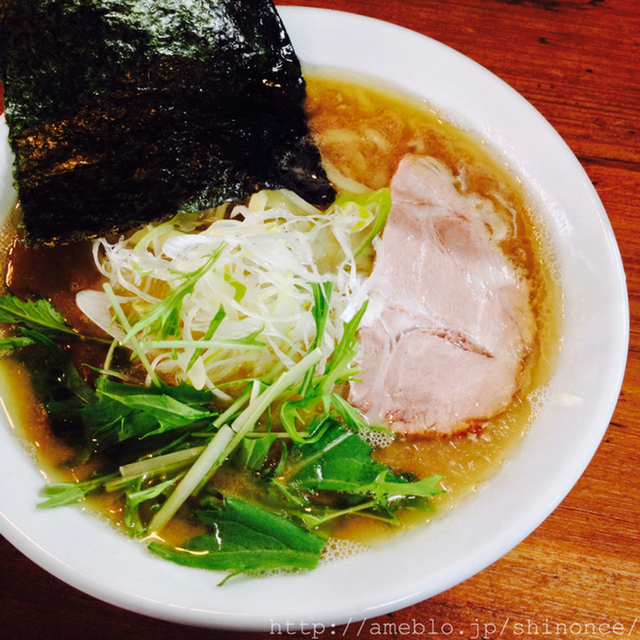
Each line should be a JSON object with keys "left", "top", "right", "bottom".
{"left": 0, "top": 7, "right": 628, "bottom": 631}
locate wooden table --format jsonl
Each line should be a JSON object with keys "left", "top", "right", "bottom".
{"left": 2, "top": 1, "right": 638, "bottom": 638}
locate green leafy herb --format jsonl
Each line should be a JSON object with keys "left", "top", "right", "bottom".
{"left": 0, "top": 273, "right": 446, "bottom": 584}
{"left": 284, "top": 421, "right": 444, "bottom": 510}
{"left": 38, "top": 473, "right": 117, "bottom": 508}
{"left": 299, "top": 281, "right": 333, "bottom": 396}
{"left": 0, "top": 335, "right": 37, "bottom": 350}
{"left": 81, "top": 377, "right": 217, "bottom": 448}
{"left": 124, "top": 477, "right": 179, "bottom": 536}
{"left": 125, "top": 248, "right": 225, "bottom": 342}
{"left": 148, "top": 496, "right": 326, "bottom": 582}
{"left": 329, "top": 393, "right": 393, "bottom": 436}
{"left": 239, "top": 434, "right": 280, "bottom": 473}
{"left": 0, "top": 292, "right": 76, "bottom": 336}
{"left": 318, "top": 300, "right": 368, "bottom": 395}
{"left": 21, "top": 329, "right": 97, "bottom": 403}
{"left": 187, "top": 304, "right": 226, "bottom": 372}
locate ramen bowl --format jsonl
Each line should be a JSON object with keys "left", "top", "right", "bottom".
{"left": 0, "top": 7, "right": 628, "bottom": 631}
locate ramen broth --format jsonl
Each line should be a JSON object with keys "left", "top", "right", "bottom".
{"left": 0, "top": 72, "right": 561, "bottom": 549}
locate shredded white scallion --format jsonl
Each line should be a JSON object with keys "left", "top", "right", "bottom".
{"left": 77, "top": 190, "right": 376, "bottom": 393}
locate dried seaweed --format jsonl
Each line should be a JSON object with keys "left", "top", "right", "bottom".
{"left": 0, "top": 0, "right": 335, "bottom": 243}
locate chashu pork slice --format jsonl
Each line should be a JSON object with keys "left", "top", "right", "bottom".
{"left": 349, "top": 155, "right": 535, "bottom": 436}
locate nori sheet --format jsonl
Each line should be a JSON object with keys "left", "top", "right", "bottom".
{"left": 0, "top": 0, "right": 336, "bottom": 244}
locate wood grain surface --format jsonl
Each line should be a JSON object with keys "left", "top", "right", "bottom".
{"left": 1, "top": 1, "right": 638, "bottom": 639}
